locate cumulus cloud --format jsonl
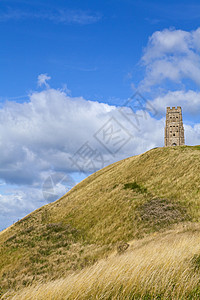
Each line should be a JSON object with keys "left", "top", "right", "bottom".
{"left": 0, "top": 89, "right": 108, "bottom": 184}
{"left": 140, "top": 28, "right": 200, "bottom": 90}
{"left": 0, "top": 88, "right": 163, "bottom": 186}
{"left": 149, "top": 90, "right": 200, "bottom": 118}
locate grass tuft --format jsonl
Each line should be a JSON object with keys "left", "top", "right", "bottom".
{"left": 124, "top": 181, "right": 147, "bottom": 193}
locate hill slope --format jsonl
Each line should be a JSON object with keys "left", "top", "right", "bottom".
{"left": 10, "top": 224, "right": 200, "bottom": 299}
{"left": 0, "top": 145, "right": 200, "bottom": 297}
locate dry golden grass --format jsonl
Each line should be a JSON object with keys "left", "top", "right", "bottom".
{"left": 7, "top": 223, "right": 200, "bottom": 299}
{"left": 0, "top": 145, "right": 200, "bottom": 297}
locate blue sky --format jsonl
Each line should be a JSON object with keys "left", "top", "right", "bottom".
{"left": 1, "top": 0, "right": 200, "bottom": 103}
{"left": 1, "top": 0, "right": 200, "bottom": 230}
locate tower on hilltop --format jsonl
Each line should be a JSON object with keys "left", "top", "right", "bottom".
{"left": 165, "top": 106, "right": 185, "bottom": 147}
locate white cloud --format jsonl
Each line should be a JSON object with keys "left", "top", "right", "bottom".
{"left": 0, "top": 186, "right": 44, "bottom": 230}
{"left": 37, "top": 73, "right": 51, "bottom": 88}
{"left": 149, "top": 90, "right": 200, "bottom": 117}
{"left": 0, "top": 88, "right": 168, "bottom": 184}
{"left": 0, "top": 88, "right": 115, "bottom": 186}
{"left": 184, "top": 123, "right": 200, "bottom": 145}
{"left": 140, "top": 28, "right": 200, "bottom": 90}
{"left": 53, "top": 9, "right": 102, "bottom": 25}
{"left": 0, "top": 87, "right": 199, "bottom": 187}
{"left": 0, "top": 8, "right": 102, "bottom": 25}
{"left": 0, "top": 85, "right": 200, "bottom": 230}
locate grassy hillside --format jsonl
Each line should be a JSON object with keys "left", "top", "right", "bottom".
{"left": 0, "top": 145, "right": 200, "bottom": 298}
{"left": 9, "top": 224, "right": 200, "bottom": 299}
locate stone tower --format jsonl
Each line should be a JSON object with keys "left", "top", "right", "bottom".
{"left": 165, "top": 106, "right": 185, "bottom": 147}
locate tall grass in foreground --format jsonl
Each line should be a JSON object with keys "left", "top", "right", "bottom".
{"left": 8, "top": 227, "right": 200, "bottom": 299}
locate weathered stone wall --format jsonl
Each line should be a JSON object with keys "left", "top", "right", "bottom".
{"left": 165, "top": 106, "right": 185, "bottom": 147}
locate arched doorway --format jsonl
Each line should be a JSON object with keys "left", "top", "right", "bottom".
{"left": 172, "top": 143, "right": 177, "bottom": 146}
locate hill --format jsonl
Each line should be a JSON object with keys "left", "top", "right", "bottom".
{"left": 1, "top": 145, "right": 200, "bottom": 298}
{"left": 9, "top": 224, "right": 200, "bottom": 299}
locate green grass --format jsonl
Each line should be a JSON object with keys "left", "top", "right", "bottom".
{"left": 124, "top": 181, "right": 148, "bottom": 193}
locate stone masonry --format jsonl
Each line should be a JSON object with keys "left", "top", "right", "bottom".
{"left": 165, "top": 106, "right": 185, "bottom": 147}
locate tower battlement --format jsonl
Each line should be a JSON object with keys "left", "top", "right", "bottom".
{"left": 165, "top": 106, "right": 185, "bottom": 147}
{"left": 166, "top": 106, "right": 182, "bottom": 112}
